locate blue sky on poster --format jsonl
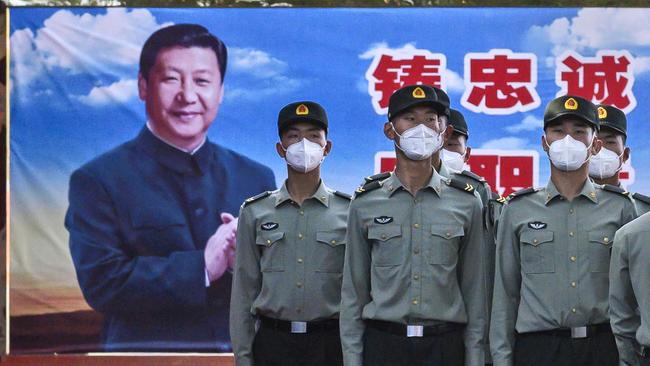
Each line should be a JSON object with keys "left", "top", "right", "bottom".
{"left": 9, "top": 7, "right": 650, "bottom": 199}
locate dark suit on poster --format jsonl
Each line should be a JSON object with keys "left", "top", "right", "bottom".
{"left": 65, "top": 127, "right": 276, "bottom": 352}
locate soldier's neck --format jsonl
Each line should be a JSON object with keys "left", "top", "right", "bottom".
{"left": 593, "top": 175, "right": 621, "bottom": 187}
{"left": 431, "top": 152, "right": 442, "bottom": 172}
{"left": 395, "top": 156, "right": 434, "bottom": 196}
{"left": 550, "top": 165, "right": 589, "bottom": 201}
{"left": 286, "top": 167, "right": 321, "bottom": 205}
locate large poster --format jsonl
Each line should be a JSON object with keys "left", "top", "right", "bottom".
{"left": 9, "top": 7, "right": 650, "bottom": 353}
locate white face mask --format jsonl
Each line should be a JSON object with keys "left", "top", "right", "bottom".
{"left": 282, "top": 138, "right": 325, "bottom": 173}
{"left": 589, "top": 147, "right": 623, "bottom": 180}
{"left": 441, "top": 149, "right": 466, "bottom": 173}
{"left": 545, "top": 134, "right": 594, "bottom": 172}
{"left": 392, "top": 123, "right": 443, "bottom": 161}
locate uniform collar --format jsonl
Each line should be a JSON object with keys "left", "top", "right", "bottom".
{"left": 384, "top": 168, "right": 443, "bottom": 197}
{"left": 136, "top": 126, "right": 213, "bottom": 176}
{"left": 275, "top": 179, "right": 331, "bottom": 207}
{"left": 544, "top": 178, "right": 598, "bottom": 205}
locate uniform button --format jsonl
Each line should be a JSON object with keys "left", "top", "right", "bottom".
{"left": 298, "top": 233, "right": 304, "bottom": 239}
{"left": 570, "top": 256, "right": 577, "bottom": 262}
{"left": 194, "top": 208, "right": 205, "bottom": 216}
{"left": 299, "top": 210, "right": 304, "bottom": 215}
{"left": 331, "top": 240, "right": 337, "bottom": 244}
{"left": 413, "top": 248, "right": 420, "bottom": 255}
{"left": 266, "top": 239, "right": 271, "bottom": 245}
{"left": 571, "top": 308, "right": 577, "bottom": 313}
{"left": 413, "top": 223, "right": 420, "bottom": 229}
{"left": 445, "top": 232, "right": 451, "bottom": 238}
{"left": 604, "top": 237, "right": 609, "bottom": 243}
{"left": 296, "top": 282, "right": 303, "bottom": 288}
{"left": 569, "top": 231, "right": 574, "bottom": 237}
{"left": 571, "top": 281, "right": 577, "bottom": 288}
{"left": 414, "top": 198, "right": 419, "bottom": 203}
{"left": 413, "top": 274, "right": 419, "bottom": 280}
{"left": 381, "top": 234, "right": 387, "bottom": 240}
{"left": 569, "top": 208, "right": 574, "bottom": 214}
{"left": 297, "top": 258, "right": 303, "bottom": 264}
{"left": 533, "top": 239, "right": 538, "bottom": 244}
{"left": 412, "top": 299, "right": 419, "bottom": 305}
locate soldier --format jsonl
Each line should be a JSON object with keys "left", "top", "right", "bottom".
{"left": 490, "top": 95, "right": 637, "bottom": 366}
{"left": 432, "top": 87, "right": 453, "bottom": 178}
{"left": 230, "top": 101, "right": 350, "bottom": 366}
{"left": 340, "top": 85, "right": 486, "bottom": 366}
{"left": 609, "top": 214, "right": 650, "bottom": 366}
{"left": 589, "top": 104, "right": 650, "bottom": 215}
{"left": 442, "top": 108, "right": 497, "bottom": 365}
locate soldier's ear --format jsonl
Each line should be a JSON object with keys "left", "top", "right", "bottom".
{"left": 464, "top": 146, "right": 472, "bottom": 163}
{"left": 541, "top": 135, "right": 550, "bottom": 153}
{"left": 443, "top": 124, "right": 453, "bottom": 140}
{"left": 622, "top": 146, "right": 631, "bottom": 164}
{"left": 384, "top": 121, "right": 396, "bottom": 140}
{"left": 591, "top": 135, "right": 603, "bottom": 155}
{"left": 276, "top": 142, "right": 287, "bottom": 158}
{"left": 323, "top": 140, "right": 332, "bottom": 157}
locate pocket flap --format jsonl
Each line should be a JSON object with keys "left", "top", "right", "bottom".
{"left": 521, "top": 230, "right": 554, "bottom": 246}
{"left": 430, "top": 225, "right": 464, "bottom": 239}
{"left": 256, "top": 231, "right": 285, "bottom": 247}
{"left": 316, "top": 230, "right": 346, "bottom": 247}
{"left": 368, "top": 224, "right": 402, "bottom": 241}
{"left": 588, "top": 231, "right": 613, "bottom": 246}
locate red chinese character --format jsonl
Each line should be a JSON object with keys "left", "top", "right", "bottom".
{"left": 556, "top": 51, "right": 636, "bottom": 113}
{"left": 462, "top": 50, "right": 540, "bottom": 115}
{"left": 366, "top": 50, "right": 446, "bottom": 114}
{"left": 499, "top": 156, "right": 534, "bottom": 196}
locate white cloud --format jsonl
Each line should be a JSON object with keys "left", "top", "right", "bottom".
{"left": 359, "top": 42, "right": 420, "bottom": 60}
{"left": 443, "top": 69, "right": 464, "bottom": 93}
{"left": 524, "top": 8, "right": 650, "bottom": 73}
{"left": 505, "top": 115, "right": 544, "bottom": 133}
{"left": 229, "top": 47, "right": 288, "bottom": 78}
{"left": 480, "top": 137, "right": 529, "bottom": 150}
{"left": 11, "top": 8, "right": 169, "bottom": 88}
{"left": 77, "top": 79, "right": 138, "bottom": 106}
{"left": 225, "top": 75, "right": 301, "bottom": 102}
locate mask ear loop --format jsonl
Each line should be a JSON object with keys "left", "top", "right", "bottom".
{"left": 391, "top": 122, "right": 407, "bottom": 154}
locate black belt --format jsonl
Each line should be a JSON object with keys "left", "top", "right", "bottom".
{"left": 635, "top": 342, "right": 649, "bottom": 359}
{"left": 518, "top": 323, "right": 612, "bottom": 339}
{"left": 259, "top": 316, "right": 339, "bottom": 334}
{"left": 366, "top": 319, "right": 464, "bottom": 337}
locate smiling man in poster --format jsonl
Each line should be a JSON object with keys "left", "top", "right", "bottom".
{"left": 64, "top": 24, "right": 276, "bottom": 352}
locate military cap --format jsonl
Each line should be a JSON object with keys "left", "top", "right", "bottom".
{"left": 543, "top": 95, "right": 599, "bottom": 130}
{"left": 597, "top": 104, "right": 627, "bottom": 136}
{"left": 433, "top": 87, "right": 451, "bottom": 118}
{"left": 388, "top": 84, "right": 447, "bottom": 120}
{"left": 449, "top": 108, "right": 469, "bottom": 139}
{"left": 278, "top": 101, "right": 328, "bottom": 136}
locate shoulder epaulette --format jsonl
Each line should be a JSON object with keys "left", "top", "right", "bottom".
{"left": 364, "top": 171, "right": 391, "bottom": 183}
{"left": 632, "top": 192, "right": 650, "bottom": 205}
{"left": 446, "top": 178, "right": 476, "bottom": 194}
{"left": 333, "top": 191, "right": 352, "bottom": 200}
{"left": 490, "top": 191, "right": 507, "bottom": 204}
{"left": 243, "top": 191, "right": 271, "bottom": 206}
{"left": 354, "top": 179, "right": 383, "bottom": 198}
{"left": 601, "top": 184, "right": 628, "bottom": 196}
{"left": 507, "top": 187, "right": 536, "bottom": 201}
{"left": 459, "top": 170, "right": 486, "bottom": 183}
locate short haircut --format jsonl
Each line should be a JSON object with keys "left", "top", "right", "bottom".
{"left": 139, "top": 24, "right": 227, "bottom": 83}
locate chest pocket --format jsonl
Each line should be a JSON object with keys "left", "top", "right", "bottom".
{"left": 520, "top": 230, "right": 555, "bottom": 274}
{"left": 587, "top": 231, "right": 614, "bottom": 273}
{"left": 129, "top": 209, "right": 187, "bottom": 255}
{"left": 428, "top": 225, "right": 463, "bottom": 265}
{"left": 313, "top": 229, "right": 346, "bottom": 273}
{"left": 368, "top": 224, "right": 403, "bottom": 267}
{"left": 255, "top": 231, "right": 286, "bottom": 272}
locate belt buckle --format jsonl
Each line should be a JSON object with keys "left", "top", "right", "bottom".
{"left": 291, "top": 321, "right": 307, "bottom": 334}
{"left": 407, "top": 325, "right": 424, "bottom": 337}
{"left": 571, "top": 326, "right": 587, "bottom": 339}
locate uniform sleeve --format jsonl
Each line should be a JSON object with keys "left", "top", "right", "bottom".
{"left": 609, "top": 229, "right": 640, "bottom": 366}
{"left": 340, "top": 200, "right": 371, "bottom": 366}
{"left": 230, "top": 204, "right": 261, "bottom": 366}
{"left": 459, "top": 194, "right": 487, "bottom": 366}
{"left": 490, "top": 203, "right": 521, "bottom": 366}
{"left": 65, "top": 168, "right": 207, "bottom": 316}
